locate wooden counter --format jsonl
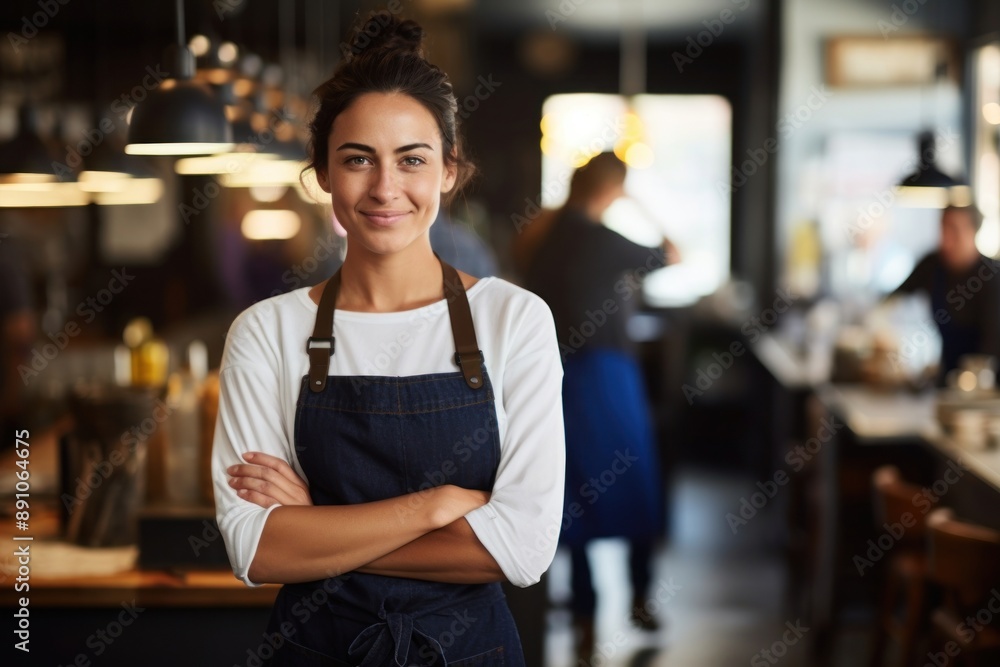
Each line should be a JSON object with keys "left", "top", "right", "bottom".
{"left": 0, "top": 567, "right": 279, "bottom": 608}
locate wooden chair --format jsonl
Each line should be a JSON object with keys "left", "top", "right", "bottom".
{"left": 925, "top": 508, "right": 1000, "bottom": 667}
{"left": 867, "top": 466, "right": 933, "bottom": 667}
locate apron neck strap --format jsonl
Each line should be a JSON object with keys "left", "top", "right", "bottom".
{"left": 439, "top": 254, "right": 484, "bottom": 390}
{"left": 307, "top": 254, "right": 483, "bottom": 393}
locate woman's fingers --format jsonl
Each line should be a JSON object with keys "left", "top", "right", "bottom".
{"left": 241, "top": 451, "right": 309, "bottom": 490}
{"left": 233, "top": 487, "right": 282, "bottom": 509}
{"left": 227, "top": 458, "right": 312, "bottom": 507}
{"left": 228, "top": 473, "right": 295, "bottom": 506}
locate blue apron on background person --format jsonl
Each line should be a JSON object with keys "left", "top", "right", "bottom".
{"left": 559, "top": 347, "right": 664, "bottom": 547}
{"left": 263, "top": 256, "right": 524, "bottom": 667}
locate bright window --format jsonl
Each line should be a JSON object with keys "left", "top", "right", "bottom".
{"left": 540, "top": 93, "right": 732, "bottom": 307}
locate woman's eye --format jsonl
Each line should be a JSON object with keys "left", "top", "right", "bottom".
{"left": 402, "top": 156, "right": 424, "bottom": 167}
{"left": 346, "top": 156, "right": 370, "bottom": 166}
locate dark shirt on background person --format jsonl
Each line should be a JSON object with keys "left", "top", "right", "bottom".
{"left": 526, "top": 207, "right": 666, "bottom": 359}
{"left": 891, "top": 250, "right": 1000, "bottom": 377}
{"left": 429, "top": 209, "right": 499, "bottom": 278}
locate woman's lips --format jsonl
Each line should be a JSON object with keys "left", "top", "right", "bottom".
{"left": 360, "top": 210, "right": 409, "bottom": 227}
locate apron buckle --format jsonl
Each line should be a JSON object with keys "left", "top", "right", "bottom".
{"left": 307, "top": 336, "right": 335, "bottom": 355}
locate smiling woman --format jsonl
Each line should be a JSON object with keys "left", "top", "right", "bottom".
{"left": 317, "top": 93, "right": 458, "bottom": 262}
{"left": 210, "top": 9, "right": 565, "bottom": 667}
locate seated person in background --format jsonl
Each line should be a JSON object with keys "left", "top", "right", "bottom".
{"left": 890, "top": 204, "right": 1000, "bottom": 380}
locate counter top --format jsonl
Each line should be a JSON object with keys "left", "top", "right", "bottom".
{"left": 815, "top": 383, "right": 1000, "bottom": 492}
{"left": 0, "top": 422, "right": 277, "bottom": 608}
{"left": 816, "top": 384, "right": 939, "bottom": 441}
{"left": 750, "top": 333, "right": 831, "bottom": 391}
{"left": 0, "top": 568, "right": 280, "bottom": 607}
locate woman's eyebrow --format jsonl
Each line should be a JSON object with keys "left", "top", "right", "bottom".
{"left": 395, "top": 143, "right": 433, "bottom": 153}
{"left": 335, "top": 142, "right": 434, "bottom": 153}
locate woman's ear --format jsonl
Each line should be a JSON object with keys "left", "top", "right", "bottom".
{"left": 441, "top": 152, "right": 458, "bottom": 195}
{"left": 316, "top": 169, "right": 331, "bottom": 194}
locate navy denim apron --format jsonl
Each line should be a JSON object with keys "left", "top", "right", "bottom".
{"left": 932, "top": 263, "right": 980, "bottom": 381}
{"left": 263, "top": 256, "right": 524, "bottom": 667}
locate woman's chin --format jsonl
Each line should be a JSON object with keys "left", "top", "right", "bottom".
{"left": 349, "top": 230, "right": 428, "bottom": 257}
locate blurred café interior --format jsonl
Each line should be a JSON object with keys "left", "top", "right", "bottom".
{"left": 5, "top": 0, "right": 1000, "bottom": 664}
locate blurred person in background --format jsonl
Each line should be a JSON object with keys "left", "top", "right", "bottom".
{"left": 525, "top": 151, "right": 676, "bottom": 659}
{"left": 888, "top": 204, "right": 1000, "bottom": 380}
{"left": 429, "top": 207, "right": 499, "bottom": 278}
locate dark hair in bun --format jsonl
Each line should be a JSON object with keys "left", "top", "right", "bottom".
{"left": 342, "top": 11, "right": 423, "bottom": 61}
{"left": 307, "top": 10, "right": 475, "bottom": 206}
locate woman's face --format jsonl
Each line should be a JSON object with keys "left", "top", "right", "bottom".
{"left": 318, "top": 92, "right": 457, "bottom": 257}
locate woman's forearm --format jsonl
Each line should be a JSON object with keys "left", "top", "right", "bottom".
{"left": 247, "top": 485, "right": 476, "bottom": 584}
{"left": 356, "top": 518, "right": 506, "bottom": 584}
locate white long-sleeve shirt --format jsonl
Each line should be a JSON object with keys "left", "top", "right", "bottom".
{"left": 211, "top": 276, "right": 565, "bottom": 589}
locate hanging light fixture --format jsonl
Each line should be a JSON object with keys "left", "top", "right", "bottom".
{"left": 895, "top": 35, "right": 971, "bottom": 208}
{"left": 241, "top": 209, "right": 301, "bottom": 240}
{"left": 125, "top": 0, "right": 233, "bottom": 156}
{"left": 0, "top": 105, "right": 59, "bottom": 185}
{"left": 897, "top": 130, "right": 972, "bottom": 208}
{"left": 0, "top": 106, "right": 90, "bottom": 208}
{"left": 79, "top": 139, "right": 164, "bottom": 206}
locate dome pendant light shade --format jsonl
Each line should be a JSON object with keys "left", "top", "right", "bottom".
{"left": 125, "top": 79, "right": 233, "bottom": 155}
{"left": 0, "top": 106, "right": 58, "bottom": 183}
{"left": 899, "top": 131, "right": 958, "bottom": 189}
{"left": 125, "top": 1, "right": 233, "bottom": 156}
{"left": 897, "top": 131, "right": 971, "bottom": 208}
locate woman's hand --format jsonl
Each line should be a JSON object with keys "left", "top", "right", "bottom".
{"left": 429, "top": 485, "right": 490, "bottom": 529}
{"left": 227, "top": 452, "right": 312, "bottom": 509}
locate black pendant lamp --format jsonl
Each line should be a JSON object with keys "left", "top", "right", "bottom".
{"left": 899, "top": 131, "right": 958, "bottom": 189}
{"left": 0, "top": 105, "right": 58, "bottom": 184}
{"left": 897, "top": 131, "right": 971, "bottom": 207}
{"left": 125, "top": 0, "right": 233, "bottom": 156}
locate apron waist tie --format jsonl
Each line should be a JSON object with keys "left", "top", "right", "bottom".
{"left": 348, "top": 604, "right": 446, "bottom": 667}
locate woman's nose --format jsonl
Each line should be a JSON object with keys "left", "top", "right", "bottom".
{"left": 368, "top": 166, "right": 398, "bottom": 202}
